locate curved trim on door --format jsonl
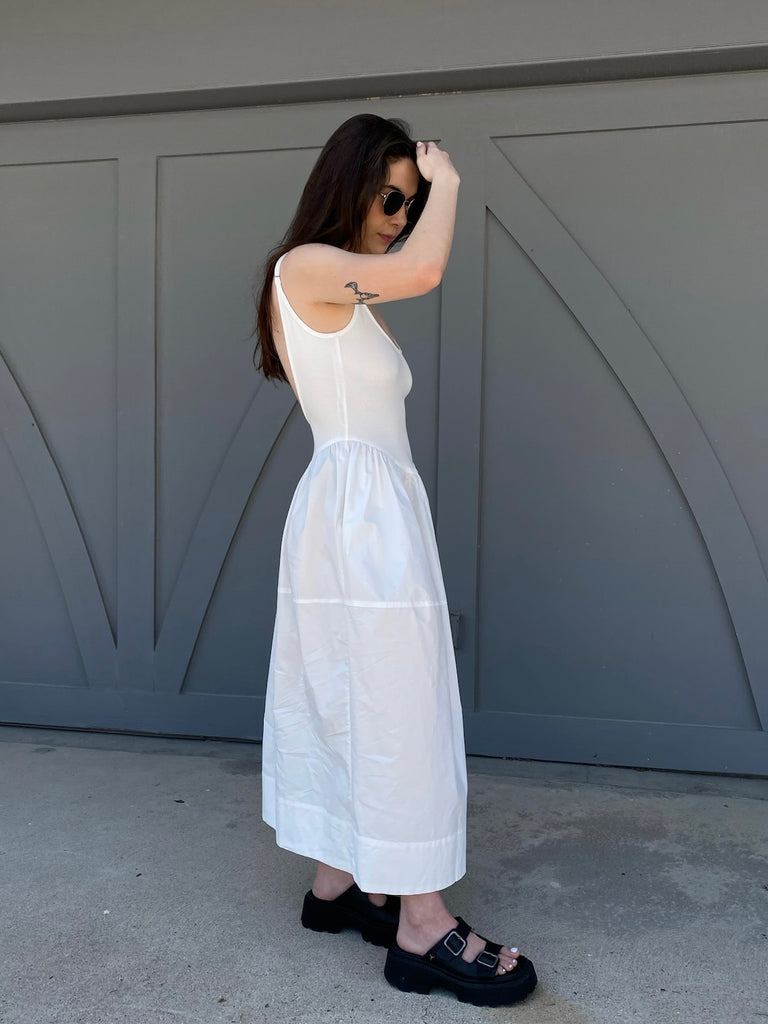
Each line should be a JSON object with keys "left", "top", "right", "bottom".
{"left": 153, "top": 381, "right": 296, "bottom": 693}
{"left": 0, "top": 351, "right": 117, "bottom": 685}
{"left": 486, "top": 140, "right": 768, "bottom": 728}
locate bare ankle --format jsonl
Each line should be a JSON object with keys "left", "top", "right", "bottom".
{"left": 312, "top": 862, "right": 354, "bottom": 900}
{"left": 397, "top": 893, "right": 457, "bottom": 953}
{"left": 400, "top": 892, "right": 451, "bottom": 926}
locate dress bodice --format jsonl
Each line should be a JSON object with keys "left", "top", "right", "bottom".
{"left": 274, "top": 255, "right": 414, "bottom": 467}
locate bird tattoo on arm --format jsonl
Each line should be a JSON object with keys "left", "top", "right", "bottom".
{"left": 345, "top": 281, "right": 380, "bottom": 304}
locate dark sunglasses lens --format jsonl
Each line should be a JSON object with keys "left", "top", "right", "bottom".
{"left": 382, "top": 190, "right": 406, "bottom": 216}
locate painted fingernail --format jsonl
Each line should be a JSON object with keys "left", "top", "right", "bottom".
{"left": 510, "top": 947, "right": 519, "bottom": 954}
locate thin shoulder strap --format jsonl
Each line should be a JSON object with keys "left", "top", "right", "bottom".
{"left": 274, "top": 253, "right": 287, "bottom": 278}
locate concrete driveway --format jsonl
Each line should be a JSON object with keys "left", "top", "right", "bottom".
{"left": 1, "top": 725, "right": 766, "bottom": 1024}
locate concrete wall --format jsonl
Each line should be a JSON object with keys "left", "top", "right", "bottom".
{"left": 2, "top": 0, "right": 768, "bottom": 107}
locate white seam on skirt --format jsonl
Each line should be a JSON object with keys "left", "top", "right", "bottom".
{"left": 276, "top": 590, "right": 445, "bottom": 608}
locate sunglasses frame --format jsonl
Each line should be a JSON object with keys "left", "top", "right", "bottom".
{"left": 379, "top": 189, "right": 421, "bottom": 221}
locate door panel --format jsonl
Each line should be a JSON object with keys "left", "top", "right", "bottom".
{"left": 479, "top": 214, "right": 754, "bottom": 728}
{"left": 155, "top": 147, "right": 318, "bottom": 632}
{"left": 0, "top": 159, "right": 118, "bottom": 689}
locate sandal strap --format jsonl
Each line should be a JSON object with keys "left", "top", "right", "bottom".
{"left": 425, "top": 916, "right": 472, "bottom": 961}
{"left": 471, "top": 928, "right": 504, "bottom": 961}
{"left": 475, "top": 946, "right": 501, "bottom": 971}
{"left": 483, "top": 939, "right": 503, "bottom": 956}
{"left": 423, "top": 917, "right": 500, "bottom": 977}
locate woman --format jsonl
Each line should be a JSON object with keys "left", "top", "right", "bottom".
{"left": 255, "top": 113, "right": 536, "bottom": 1007}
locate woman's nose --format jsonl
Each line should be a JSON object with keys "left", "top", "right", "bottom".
{"left": 391, "top": 206, "right": 408, "bottom": 229}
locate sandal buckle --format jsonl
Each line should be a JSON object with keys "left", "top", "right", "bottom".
{"left": 476, "top": 950, "right": 500, "bottom": 969}
{"left": 443, "top": 930, "right": 467, "bottom": 956}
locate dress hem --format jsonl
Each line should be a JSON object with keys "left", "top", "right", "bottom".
{"left": 262, "top": 787, "right": 466, "bottom": 896}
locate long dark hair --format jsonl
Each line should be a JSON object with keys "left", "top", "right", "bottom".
{"left": 254, "top": 113, "right": 427, "bottom": 381}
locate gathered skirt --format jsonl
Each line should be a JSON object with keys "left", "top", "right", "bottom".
{"left": 261, "top": 440, "right": 467, "bottom": 895}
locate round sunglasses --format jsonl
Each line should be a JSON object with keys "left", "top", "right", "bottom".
{"left": 379, "top": 189, "right": 422, "bottom": 222}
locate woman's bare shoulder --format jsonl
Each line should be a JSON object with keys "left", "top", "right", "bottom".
{"left": 281, "top": 243, "right": 342, "bottom": 271}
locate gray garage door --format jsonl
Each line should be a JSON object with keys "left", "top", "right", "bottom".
{"left": 1, "top": 73, "right": 767, "bottom": 773}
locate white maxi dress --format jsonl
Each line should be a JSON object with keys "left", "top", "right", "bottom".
{"left": 262, "top": 255, "right": 467, "bottom": 895}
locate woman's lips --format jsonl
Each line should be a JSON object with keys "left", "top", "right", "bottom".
{"left": 379, "top": 233, "right": 396, "bottom": 244}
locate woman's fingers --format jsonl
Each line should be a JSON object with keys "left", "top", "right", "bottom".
{"left": 415, "top": 141, "right": 457, "bottom": 183}
{"left": 415, "top": 140, "right": 434, "bottom": 179}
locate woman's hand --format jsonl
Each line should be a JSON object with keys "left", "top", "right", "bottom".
{"left": 415, "top": 141, "right": 460, "bottom": 185}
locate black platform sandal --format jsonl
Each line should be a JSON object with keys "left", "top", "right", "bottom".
{"left": 384, "top": 916, "right": 537, "bottom": 1006}
{"left": 301, "top": 883, "right": 400, "bottom": 947}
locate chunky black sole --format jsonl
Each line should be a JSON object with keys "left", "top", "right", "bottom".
{"left": 301, "top": 887, "right": 399, "bottom": 948}
{"left": 384, "top": 945, "right": 538, "bottom": 1007}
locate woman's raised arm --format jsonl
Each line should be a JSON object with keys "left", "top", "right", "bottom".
{"left": 280, "top": 141, "right": 460, "bottom": 308}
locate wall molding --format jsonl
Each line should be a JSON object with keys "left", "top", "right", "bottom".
{"left": 3, "top": 44, "right": 768, "bottom": 124}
